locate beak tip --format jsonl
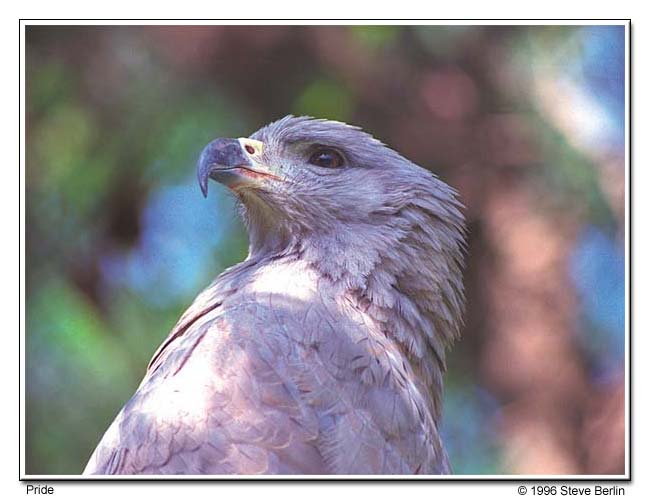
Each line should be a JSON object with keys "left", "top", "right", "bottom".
{"left": 199, "top": 179, "right": 208, "bottom": 198}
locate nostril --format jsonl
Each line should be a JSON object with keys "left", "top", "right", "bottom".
{"left": 245, "top": 144, "right": 255, "bottom": 155}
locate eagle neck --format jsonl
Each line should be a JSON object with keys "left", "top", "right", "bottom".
{"left": 301, "top": 214, "right": 465, "bottom": 419}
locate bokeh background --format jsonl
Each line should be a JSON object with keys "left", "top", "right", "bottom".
{"left": 25, "top": 24, "right": 627, "bottom": 475}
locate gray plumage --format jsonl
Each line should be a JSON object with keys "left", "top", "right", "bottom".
{"left": 84, "top": 116, "right": 466, "bottom": 475}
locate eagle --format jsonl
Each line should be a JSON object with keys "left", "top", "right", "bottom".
{"left": 83, "top": 116, "right": 466, "bottom": 475}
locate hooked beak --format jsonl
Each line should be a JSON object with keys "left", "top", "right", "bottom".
{"left": 196, "top": 137, "right": 277, "bottom": 197}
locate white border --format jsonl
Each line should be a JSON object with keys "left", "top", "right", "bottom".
{"left": 22, "top": 19, "right": 629, "bottom": 26}
{"left": 18, "top": 19, "right": 631, "bottom": 482}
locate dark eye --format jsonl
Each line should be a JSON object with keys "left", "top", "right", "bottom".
{"left": 308, "top": 148, "right": 344, "bottom": 168}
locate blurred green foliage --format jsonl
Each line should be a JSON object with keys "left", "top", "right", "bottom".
{"left": 295, "top": 79, "right": 354, "bottom": 122}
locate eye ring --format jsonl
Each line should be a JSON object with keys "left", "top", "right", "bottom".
{"left": 308, "top": 148, "right": 344, "bottom": 169}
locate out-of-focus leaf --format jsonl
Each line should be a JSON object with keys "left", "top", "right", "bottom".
{"left": 293, "top": 79, "right": 353, "bottom": 122}
{"left": 27, "top": 61, "right": 73, "bottom": 114}
{"left": 442, "top": 376, "right": 503, "bottom": 474}
{"left": 26, "top": 277, "right": 136, "bottom": 474}
{"left": 351, "top": 26, "right": 400, "bottom": 50}
{"left": 31, "top": 101, "right": 114, "bottom": 218}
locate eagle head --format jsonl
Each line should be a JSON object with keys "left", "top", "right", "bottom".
{"left": 198, "top": 116, "right": 463, "bottom": 255}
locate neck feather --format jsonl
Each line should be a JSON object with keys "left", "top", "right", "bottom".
{"left": 299, "top": 206, "right": 466, "bottom": 417}
{"left": 240, "top": 192, "right": 466, "bottom": 417}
